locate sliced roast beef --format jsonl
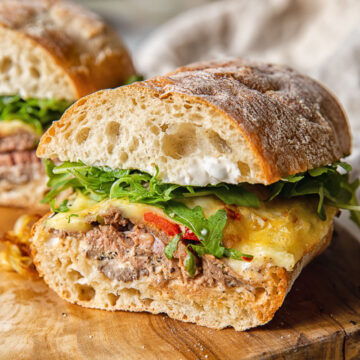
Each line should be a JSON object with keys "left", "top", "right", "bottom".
{"left": 56, "top": 208, "right": 245, "bottom": 288}
{"left": 0, "top": 150, "right": 40, "bottom": 166}
{"left": 0, "top": 150, "right": 43, "bottom": 184}
{"left": 0, "top": 130, "right": 41, "bottom": 184}
{"left": 0, "top": 131, "right": 38, "bottom": 152}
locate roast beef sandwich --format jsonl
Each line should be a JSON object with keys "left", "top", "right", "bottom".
{"left": 0, "top": 0, "right": 135, "bottom": 208}
{"left": 31, "top": 59, "right": 360, "bottom": 331}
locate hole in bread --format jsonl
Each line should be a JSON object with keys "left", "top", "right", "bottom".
{"left": 173, "top": 113, "right": 184, "bottom": 118}
{"left": 75, "top": 284, "right": 95, "bottom": 301}
{"left": 96, "top": 114, "right": 102, "bottom": 120}
{"left": 161, "top": 123, "right": 197, "bottom": 159}
{"left": 75, "top": 127, "right": 90, "bottom": 144}
{"left": 0, "top": 57, "right": 12, "bottom": 72}
{"left": 141, "top": 298, "right": 153, "bottom": 306}
{"left": 107, "top": 144, "right": 114, "bottom": 154}
{"left": 160, "top": 124, "right": 168, "bottom": 132}
{"left": 132, "top": 98, "right": 137, "bottom": 106}
{"left": 184, "top": 103, "right": 192, "bottom": 110}
{"left": 29, "top": 66, "right": 40, "bottom": 79}
{"left": 119, "top": 151, "right": 128, "bottom": 162}
{"left": 77, "top": 98, "right": 87, "bottom": 107}
{"left": 189, "top": 113, "right": 203, "bottom": 122}
{"left": 62, "top": 290, "right": 71, "bottom": 299}
{"left": 56, "top": 259, "right": 62, "bottom": 268}
{"left": 207, "top": 130, "right": 232, "bottom": 153}
{"left": 43, "top": 137, "right": 51, "bottom": 144}
{"left": 105, "top": 121, "right": 120, "bottom": 139}
{"left": 68, "top": 269, "right": 83, "bottom": 281}
{"left": 64, "top": 132, "right": 71, "bottom": 140}
{"left": 108, "top": 293, "right": 120, "bottom": 306}
{"left": 237, "top": 161, "right": 250, "bottom": 177}
{"left": 255, "top": 287, "right": 266, "bottom": 300}
{"left": 29, "top": 84, "right": 39, "bottom": 93}
{"left": 141, "top": 104, "right": 146, "bottom": 110}
{"left": 150, "top": 125, "right": 160, "bottom": 135}
{"left": 122, "top": 288, "right": 140, "bottom": 297}
{"left": 77, "top": 113, "right": 86, "bottom": 123}
{"left": 129, "top": 137, "right": 139, "bottom": 151}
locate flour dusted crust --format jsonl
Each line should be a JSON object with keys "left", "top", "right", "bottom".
{"left": 0, "top": 0, "right": 135, "bottom": 101}
{"left": 38, "top": 58, "right": 350, "bottom": 185}
{"left": 31, "top": 215, "right": 333, "bottom": 331}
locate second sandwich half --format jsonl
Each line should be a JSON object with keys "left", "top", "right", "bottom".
{"left": 0, "top": 0, "right": 135, "bottom": 208}
{"left": 32, "top": 59, "right": 359, "bottom": 331}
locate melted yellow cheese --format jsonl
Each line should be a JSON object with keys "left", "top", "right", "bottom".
{"left": 0, "top": 120, "right": 39, "bottom": 136}
{"left": 46, "top": 193, "right": 336, "bottom": 271}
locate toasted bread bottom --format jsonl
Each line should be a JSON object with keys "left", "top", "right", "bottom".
{"left": 31, "top": 216, "right": 333, "bottom": 331}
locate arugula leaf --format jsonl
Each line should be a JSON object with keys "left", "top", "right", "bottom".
{"left": 124, "top": 74, "right": 145, "bottom": 85}
{"left": 212, "top": 186, "right": 260, "bottom": 207}
{"left": 43, "top": 160, "right": 260, "bottom": 208}
{"left": 164, "top": 233, "right": 181, "bottom": 260}
{"left": 268, "top": 162, "right": 360, "bottom": 225}
{"left": 163, "top": 203, "right": 228, "bottom": 259}
{"left": 204, "top": 210, "right": 228, "bottom": 257}
{"left": 50, "top": 199, "right": 69, "bottom": 213}
{"left": 0, "top": 96, "right": 70, "bottom": 133}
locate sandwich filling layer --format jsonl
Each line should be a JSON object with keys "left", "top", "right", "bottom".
{"left": 42, "top": 160, "right": 360, "bottom": 277}
{"left": 0, "top": 96, "right": 70, "bottom": 186}
{"left": 45, "top": 193, "right": 336, "bottom": 275}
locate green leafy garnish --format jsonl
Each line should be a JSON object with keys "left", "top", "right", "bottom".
{"left": 164, "top": 233, "right": 182, "bottom": 260}
{"left": 124, "top": 75, "right": 144, "bottom": 85}
{"left": 163, "top": 202, "right": 253, "bottom": 261}
{"left": 50, "top": 199, "right": 69, "bottom": 213}
{"left": 268, "top": 162, "right": 360, "bottom": 225}
{"left": 0, "top": 96, "right": 71, "bottom": 134}
{"left": 42, "top": 160, "right": 259, "bottom": 208}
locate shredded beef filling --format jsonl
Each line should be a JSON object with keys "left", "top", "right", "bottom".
{"left": 55, "top": 208, "right": 245, "bottom": 288}
{"left": 0, "top": 131, "right": 38, "bottom": 152}
{"left": 0, "top": 131, "right": 41, "bottom": 184}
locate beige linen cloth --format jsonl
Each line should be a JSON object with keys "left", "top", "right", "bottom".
{"left": 137, "top": 0, "right": 360, "bottom": 240}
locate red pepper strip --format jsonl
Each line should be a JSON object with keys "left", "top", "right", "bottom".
{"left": 143, "top": 212, "right": 181, "bottom": 236}
{"left": 225, "top": 207, "right": 241, "bottom": 220}
{"left": 182, "top": 228, "right": 200, "bottom": 241}
{"left": 241, "top": 256, "right": 253, "bottom": 262}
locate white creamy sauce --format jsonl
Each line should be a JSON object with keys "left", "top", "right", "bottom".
{"left": 168, "top": 156, "right": 240, "bottom": 186}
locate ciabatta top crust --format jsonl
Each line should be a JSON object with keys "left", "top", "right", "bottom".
{"left": 141, "top": 59, "right": 351, "bottom": 182}
{"left": 0, "top": 0, "right": 135, "bottom": 100}
{"left": 38, "top": 58, "right": 351, "bottom": 185}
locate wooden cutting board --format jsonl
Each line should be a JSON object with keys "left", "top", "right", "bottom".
{"left": 0, "top": 207, "right": 359, "bottom": 360}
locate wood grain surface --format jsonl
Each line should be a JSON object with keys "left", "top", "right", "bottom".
{"left": 0, "top": 207, "right": 359, "bottom": 360}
